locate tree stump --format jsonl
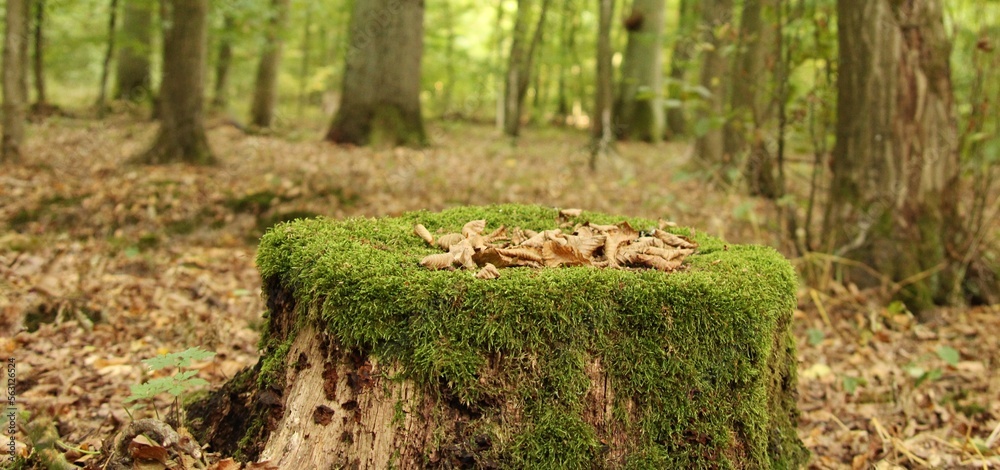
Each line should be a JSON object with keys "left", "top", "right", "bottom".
{"left": 188, "top": 204, "right": 808, "bottom": 469}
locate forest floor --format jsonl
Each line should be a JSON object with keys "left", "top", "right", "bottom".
{"left": 2, "top": 114, "right": 998, "bottom": 469}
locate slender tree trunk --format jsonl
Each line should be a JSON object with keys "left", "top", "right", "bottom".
{"left": 326, "top": 0, "right": 426, "bottom": 147}
{"left": 133, "top": 0, "right": 213, "bottom": 164}
{"left": 31, "top": 0, "right": 47, "bottom": 107}
{"left": 554, "top": 0, "right": 575, "bottom": 123}
{"left": 212, "top": 13, "right": 235, "bottom": 110}
{"left": 727, "top": 0, "right": 781, "bottom": 198}
{"left": 590, "top": 0, "right": 615, "bottom": 169}
{"left": 115, "top": 0, "right": 153, "bottom": 102}
{"left": 493, "top": 0, "right": 506, "bottom": 130}
{"left": 693, "top": 0, "right": 734, "bottom": 170}
{"left": 665, "top": 0, "right": 694, "bottom": 138}
{"left": 2, "top": 0, "right": 28, "bottom": 161}
{"left": 297, "top": 5, "right": 312, "bottom": 115}
{"left": 824, "top": 0, "right": 960, "bottom": 315}
{"left": 96, "top": 0, "right": 119, "bottom": 116}
{"left": 503, "top": 0, "right": 552, "bottom": 137}
{"left": 617, "top": 0, "right": 665, "bottom": 142}
{"left": 250, "top": 0, "right": 291, "bottom": 128}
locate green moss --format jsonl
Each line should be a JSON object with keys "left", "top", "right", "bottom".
{"left": 256, "top": 203, "right": 806, "bottom": 468}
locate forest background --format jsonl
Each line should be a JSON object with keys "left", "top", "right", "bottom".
{"left": 1, "top": 0, "right": 999, "bottom": 468}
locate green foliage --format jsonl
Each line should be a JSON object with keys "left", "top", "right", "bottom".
{"left": 936, "top": 345, "right": 960, "bottom": 366}
{"left": 255, "top": 204, "right": 808, "bottom": 468}
{"left": 124, "top": 347, "right": 216, "bottom": 404}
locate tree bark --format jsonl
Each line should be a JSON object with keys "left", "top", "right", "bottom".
{"left": 824, "top": 0, "right": 961, "bottom": 315}
{"left": 326, "top": 0, "right": 426, "bottom": 147}
{"left": 590, "top": 0, "right": 615, "bottom": 169}
{"left": 616, "top": 0, "right": 665, "bottom": 142}
{"left": 211, "top": 13, "right": 235, "bottom": 110}
{"left": 250, "top": 0, "right": 291, "bottom": 128}
{"left": 503, "top": 0, "right": 552, "bottom": 137}
{"left": 96, "top": 0, "right": 119, "bottom": 117}
{"left": 115, "top": 0, "right": 153, "bottom": 102}
{"left": 665, "top": 0, "right": 694, "bottom": 138}
{"left": 133, "top": 0, "right": 213, "bottom": 164}
{"left": 727, "top": 0, "right": 781, "bottom": 198}
{"left": 3, "top": 0, "right": 28, "bottom": 162}
{"left": 31, "top": 0, "right": 47, "bottom": 107}
{"left": 693, "top": 0, "right": 734, "bottom": 171}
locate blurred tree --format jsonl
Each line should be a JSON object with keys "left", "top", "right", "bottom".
{"left": 693, "top": 0, "right": 734, "bottom": 175}
{"left": 553, "top": 0, "right": 578, "bottom": 124}
{"left": 211, "top": 13, "right": 235, "bottom": 110}
{"left": 726, "top": 0, "right": 780, "bottom": 198}
{"left": 665, "top": 0, "right": 694, "bottom": 138}
{"left": 503, "top": 0, "right": 552, "bottom": 137}
{"left": 616, "top": 0, "right": 665, "bottom": 142}
{"left": 2, "top": 0, "right": 28, "bottom": 161}
{"left": 96, "top": 0, "right": 119, "bottom": 116}
{"left": 133, "top": 0, "right": 214, "bottom": 164}
{"left": 250, "top": 0, "right": 290, "bottom": 128}
{"left": 590, "top": 0, "right": 615, "bottom": 168}
{"left": 115, "top": 0, "right": 153, "bottom": 102}
{"left": 326, "top": 0, "right": 426, "bottom": 146}
{"left": 31, "top": 0, "right": 48, "bottom": 108}
{"left": 824, "top": 0, "right": 961, "bottom": 315}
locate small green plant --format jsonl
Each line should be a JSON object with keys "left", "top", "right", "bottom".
{"left": 124, "top": 347, "right": 216, "bottom": 421}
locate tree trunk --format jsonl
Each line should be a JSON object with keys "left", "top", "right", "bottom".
{"left": 133, "top": 0, "right": 213, "bottom": 164}
{"left": 3, "top": 0, "right": 28, "bottom": 162}
{"left": 31, "top": 0, "right": 47, "bottom": 107}
{"left": 824, "top": 0, "right": 961, "bottom": 315}
{"left": 553, "top": 0, "right": 575, "bottom": 123}
{"left": 503, "top": 0, "right": 551, "bottom": 137}
{"left": 325, "top": 0, "right": 426, "bottom": 147}
{"left": 115, "top": 0, "right": 153, "bottom": 102}
{"left": 96, "top": 0, "right": 119, "bottom": 116}
{"left": 296, "top": 6, "right": 312, "bottom": 115}
{"left": 727, "top": 0, "right": 781, "bottom": 198}
{"left": 693, "top": 0, "right": 734, "bottom": 171}
{"left": 590, "top": 0, "right": 615, "bottom": 169}
{"left": 616, "top": 0, "right": 665, "bottom": 142}
{"left": 250, "top": 0, "right": 290, "bottom": 128}
{"left": 211, "top": 14, "right": 235, "bottom": 110}
{"left": 665, "top": 0, "right": 694, "bottom": 138}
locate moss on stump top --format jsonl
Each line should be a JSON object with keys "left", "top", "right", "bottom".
{"left": 256, "top": 204, "right": 807, "bottom": 469}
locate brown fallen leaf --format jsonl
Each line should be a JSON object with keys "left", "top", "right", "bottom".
{"left": 462, "top": 219, "right": 487, "bottom": 238}
{"left": 129, "top": 434, "right": 169, "bottom": 463}
{"left": 436, "top": 233, "right": 464, "bottom": 250}
{"left": 559, "top": 208, "right": 583, "bottom": 218}
{"left": 476, "top": 263, "right": 501, "bottom": 279}
{"left": 420, "top": 252, "right": 456, "bottom": 270}
{"left": 414, "top": 224, "right": 434, "bottom": 246}
{"left": 652, "top": 229, "right": 697, "bottom": 249}
{"left": 450, "top": 239, "right": 477, "bottom": 270}
{"left": 542, "top": 240, "right": 590, "bottom": 267}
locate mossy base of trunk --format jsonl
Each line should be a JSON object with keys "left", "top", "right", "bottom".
{"left": 190, "top": 204, "right": 808, "bottom": 468}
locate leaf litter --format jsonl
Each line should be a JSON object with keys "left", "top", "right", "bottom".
{"left": 0, "top": 117, "right": 997, "bottom": 468}
{"left": 416, "top": 216, "right": 697, "bottom": 276}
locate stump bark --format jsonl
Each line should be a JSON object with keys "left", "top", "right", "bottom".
{"left": 189, "top": 204, "right": 808, "bottom": 469}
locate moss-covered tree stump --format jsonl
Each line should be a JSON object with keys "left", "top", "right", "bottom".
{"left": 189, "top": 204, "right": 807, "bottom": 469}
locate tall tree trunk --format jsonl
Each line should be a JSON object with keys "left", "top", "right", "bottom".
{"left": 554, "top": 0, "right": 575, "bottom": 123}
{"left": 31, "top": 0, "right": 47, "bottom": 107}
{"left": 824, "top": 0, "right": 960, "bottom": 315}
{"left": 727, "top": 0, "right": 781, "bottom": 198}
{"left": 493, "top": 0, "right": 506, "bottom": 130}
{"left": 96, "top": 0, "right": 119, "bottom": 116}
{"left": 617, "top": 0, "right": 665, "bottom": 142}
{"left": 590, "top": 0, "right": 615, "bottom": 169}
{"left": 133, "top": 0, "right": 213, "bottom": 164}
{"left": 250, "top": 0, "right": 291, "bottom": 128}
{"left": 211, "top": 13, "right": 235, "bottom": 110}
{"left": 326, "top": 0, "right": 426, "bottom": 147}
{"left": 296, "top": 6, "right": 312, "bottom": 115}
{"left": 693, "top": 0, "right": 734, "bottom": 171}
{"left": 503, "top": 0, "right": 552, "bottom": 137}
{"left": 115, "top": 0, "right": 153, "bottom": 102}
{"left": 665, "top": 0, "right": 694, "bottom": 138}
{"left": 2, "top": 0, "right": 28, "bottom": 161}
